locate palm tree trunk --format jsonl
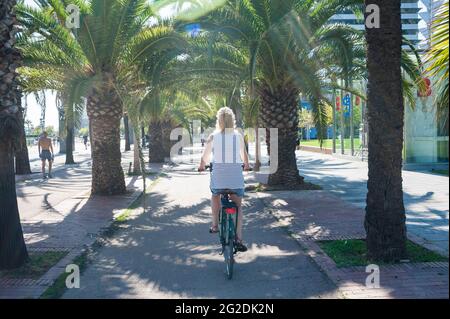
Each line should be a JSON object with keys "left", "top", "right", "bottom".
{"left": 254, "top": 126, "right": 261, "bottom": 171}
{"left": 124, "top": 114, "right": 131, "bottom": 152}
{"left": 141, "top": 126, "right": 146, "bottom": 148}
{"left": 15, "top": 106, "right": 32, "bottom": 175}
{"left": 86, "top": 83, "right": 126, "bottom": 195}
{"left": 0, "top": 0, "right": 29, "bottom": 269}
{"left": 57, "top": 97, "right": 66, "bottom": 154}
{"left": 0, "top": 139, "right": 29, "bottom": 269}
{"left": 364, "top": 0, "right": 407, "bottom": 262}
{"left": 65, "top": 122, "right": 75, "bottom": 164}
{"left": 229, "top": 92, "right": 243, "bottom": 129}
{"left": 259, "top": 80, "right": 304, "bottom": 188}
{"left": 148, "top": 121, "right": 165, "bottom": 163}
{"left": 161, "top": 119, "right": 174, "bottom": 160}
{"left": 64, "top": 93, "right": 75, "bottom": 164}
{"left": 133, "top": 132, "right": 141, "bottom": 175}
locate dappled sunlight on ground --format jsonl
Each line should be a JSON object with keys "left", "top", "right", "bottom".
{"left": 63, "top": 163, "right": 340, "bottom": 299}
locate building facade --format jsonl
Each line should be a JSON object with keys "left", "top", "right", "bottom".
{"left": 330, "top": 0, "right": 449, "bottom": 166}
{"left": 329, "top": 0, "right": 422, "bottom": 48}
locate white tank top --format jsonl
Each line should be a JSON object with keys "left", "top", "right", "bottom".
{"left": 210, "top": 130, "right": 244, "bottom": 190}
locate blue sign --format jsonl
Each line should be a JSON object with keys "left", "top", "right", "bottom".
{"left": 185, "top": 24, "right": 201, "bottom": 37}
{"left": 343, "top": 94, "right": 351, "bottom": 118}
{"left": 343, "top": 94, "right": 351, "bottom": 107}
{"left": 300, "top": 100, "right": 312, "bottom": 110}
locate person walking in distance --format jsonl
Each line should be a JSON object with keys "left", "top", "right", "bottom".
{"left": 83, "top": 134, "right": 89, "bottom": 150}
{"left": 39, "top": 131, "right": 54, "bottom": 179}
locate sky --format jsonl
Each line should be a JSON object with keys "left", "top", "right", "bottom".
{"left": 24, "top": 91, "right": 60, "bottom": 131}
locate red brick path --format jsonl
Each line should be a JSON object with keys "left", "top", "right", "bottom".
{"left": 258, "top": 191, "right": 449, "bottom": 299}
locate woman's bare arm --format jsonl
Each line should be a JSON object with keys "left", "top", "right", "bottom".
{"left": 199, "top": 135, "right": 213, "bottom": 170}
{"left": 239, "top": 134, "right": 250, "bottom": 170}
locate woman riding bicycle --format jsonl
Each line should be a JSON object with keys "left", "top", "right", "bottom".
{"left": 198, "top": 107, "right": 250, "bottom": 252}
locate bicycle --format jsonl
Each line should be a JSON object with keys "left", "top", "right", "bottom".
{"left": 200, "top": 164, "right": 248, "bottom": 280}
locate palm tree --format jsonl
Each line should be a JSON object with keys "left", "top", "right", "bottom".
{"left": 17, "top": 0, "right": 187, "bottom": 195}
{"left": 64, "top": 91, "right": 81, "bottom": 165}
{"left": 0, "top": 0, "right": 29, "bottom": 270}
{"left": 145, "top": 93, "right": 168, "bottom": 163}
{"left": 425, "top": 0, "right": 448, "bottom": 130}
{"left": 364, "top": 0, "right": 407, "bottom": 262}
{"left": 133, "top": 32, "right": 246, "bottom": 163}
{"left": 193, "top": 0, "right": 363, "bottom": 188}
{"left": 142, "top": 89, "right": 212, "bottom": 163}
{"left": 242, "top": 94, "right": 261, "bottom": 170}
{"left": 123, "top": 114, "right": 131, "bottom": 152}
{"left": 15, "top": 104, "right": 32, "bottom": 175}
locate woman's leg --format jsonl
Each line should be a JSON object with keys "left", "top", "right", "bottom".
{"left": 230, "top": 194, "right": 243, "bottom": 240}
{"left": 211, "top": 195, "right": 221, "bottom": 228}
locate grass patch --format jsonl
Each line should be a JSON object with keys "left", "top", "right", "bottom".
{"left": 40, "top": 252, "right": 88, "bottom": 299}
{"left": 115, "top": 193, "right": 144, "bottom": 223}
{"left": 318, "top": 239, "right": 448, "bottom": 268}
{"left": 301, "top": 138, "right": 361, "bottom": 150}
{"left": 127, "top": 171, "right": 159, "bottom": 177}
{"left": 39, "top": 171, "right": 163, "bottom": 299}
{"left": 0, "top": 251, "right": 68, "bottom": 280}
{"left": 431, "top": 169, "right": 449, "bottom": 176}
{"left": 39, "top": 195, "right": 142, "bottom": 299}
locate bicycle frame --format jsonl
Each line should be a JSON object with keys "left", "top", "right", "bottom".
{"left": 218, "top": 192, "right": 238, "bottom": 279}
{"left": 219, "top": 193, "right": 239, "bottom": 252}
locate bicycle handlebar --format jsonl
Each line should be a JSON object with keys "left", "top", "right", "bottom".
{"left": 198, "top": 164, "right": 252, "bottom": 172}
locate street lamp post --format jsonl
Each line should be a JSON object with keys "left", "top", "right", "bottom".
{"left": 332, "top": 89, "right": 337, "bottom": 154}
{"left": 350, "top": 91, "right": 354, "bottom": 156}
{"left": 340, "top": 85, "right": 345, "bottom": 155}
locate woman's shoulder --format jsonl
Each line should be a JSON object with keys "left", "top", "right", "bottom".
{"left": 234, "top": 130, "right": 245, "bottom": 140}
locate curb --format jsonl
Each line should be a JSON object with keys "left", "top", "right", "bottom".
{"left": 1, "top": 166, "right": 165, "bottom": 299}
{"left": 37, "top": 167, "right": 169, "bottom": 299}
{"left": 257, "top": 192, "right": 449, "bottom": 299}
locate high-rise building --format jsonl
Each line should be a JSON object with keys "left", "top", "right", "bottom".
{"left": 417, "top": 0, "right": 446, "bottom": 50}
{"left": 329, "top": 0, "right": 421, "bottom": 49}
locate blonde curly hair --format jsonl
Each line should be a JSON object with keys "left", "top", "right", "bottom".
{"left": 215, "top": 107, "right": 236, "bottom": 132}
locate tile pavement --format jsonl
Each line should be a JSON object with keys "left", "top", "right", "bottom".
{"left": 0, "top": 146, "right": 164, "bottom": 299}
{"left": 257, "top": 190, "right": 449, "bottom": 299}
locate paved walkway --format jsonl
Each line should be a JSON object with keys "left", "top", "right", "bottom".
{"left": 0, "top": 144, "right": 162, "bottom": 299}
{"left": 294, "top": 151, "right": 449, "bottom": 256}
{"left": 258, "top": 190, "right": 448, "bottom": 299}
{"left": 2, "top": 142, "right": 448, "bottom": 299}
{"left": 63, "top": 163, "right": 340, "bottom": 299}
{"left": 246, "top": 144, "right": 449, "bottom": 255}
{"left": 16, "top": 142, "right": 92, "bottom": 221}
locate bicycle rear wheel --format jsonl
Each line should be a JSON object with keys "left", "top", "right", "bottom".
{"left": 223, "top": 215, "right": 235, "bottom": 279}
{"left": 224, "top": 244, "right": 234, "bottom": 279}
